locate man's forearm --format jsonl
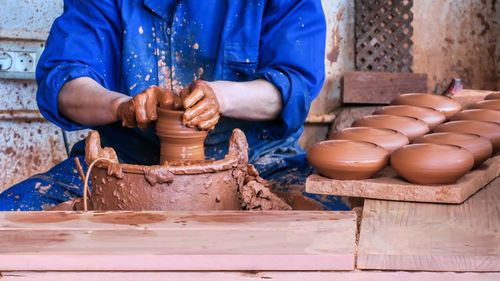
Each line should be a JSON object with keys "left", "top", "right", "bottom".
{"left": 208, "top": 79, "right": 282, "bottom": 121}
{"left": 58, "top": 77, "right": 130, "bottom": 126}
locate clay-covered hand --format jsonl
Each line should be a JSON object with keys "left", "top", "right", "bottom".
{"left": 116, "top": 86, "right": 181, "bottom": 129}
{"left": 182, "top": 81, "right": 220, "bottom": 131}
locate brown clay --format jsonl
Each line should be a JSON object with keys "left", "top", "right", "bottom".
{"left": 451, "top": 109, "right": 500, "bottom": 124}
{"left": 307, "top": 140, "right": 389, "bottom": 180}
{"left": 84, "top": 130, "right": 290, "bottom": 211}
{"left": 155, "top": 108, "right": 208, "bottom": 163}
{"left": 373, "top": 105, "right": 446, "bottom": 129}
{"left": 391, "top": 143, "right": 474, "bottom": 185}
{"left": 469, "top": 99, "right": 500, "bottom": 111}
{"left": 433, "top": 120, "right": 500, "bottom": 152}
{"left": 485, "top": 92, "right": 500, "bottom": 100}
{"left": 329, "top": 127, "right": 409, "bottom": 153}
{"left": 391, "top": 93, "right": 462, "bottom": 119}
{"left": 352, "top": 114, "right": 430, "bottom": 142}
{"left": 415, "top": 132, "right": 493, "bottom": 167}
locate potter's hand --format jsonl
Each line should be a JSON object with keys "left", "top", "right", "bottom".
{"left": 182, "top": 81, "right": 220, "bottom": 131}
{"left": 116, "top": 86, "right": 180, "bottom": 129}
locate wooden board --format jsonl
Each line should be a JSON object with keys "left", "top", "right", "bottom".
{"left": 342, "top": 71, "right": 428, "bottom": 104}
{"left": 1, "top": 271, "right": 499, "bottom": 281}
{"left": 0, "top": 211, "right": 356, "bottom": 271}
{"left": 306, "top": 154, "right": 500, "bottom": 204}
{"left": 357, "top": 177, "right": 500, "bottom": 272}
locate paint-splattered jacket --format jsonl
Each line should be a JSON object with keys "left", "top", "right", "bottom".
{"left": 36, "top": 0, "right": 326, "bottom": 176}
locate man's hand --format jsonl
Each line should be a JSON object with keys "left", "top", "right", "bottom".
{"left": 182, "top": 81, "right": 220, "bottom": 131}
{"left": 116, "top": 86, "right": 180, "bottom": 129}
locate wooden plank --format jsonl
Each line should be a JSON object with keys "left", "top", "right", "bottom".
{"left": 0, "top": 211, "right": 356, "bottom": 271}
{"left": 1, "top": 271, "right": 500, "bottom": 281}
{"left": 342, "top": 71, "right": 428, "bottom": 104}
{"left": 306, "top": 154, "right": 500, "bottom": 204}
{"left": 357, "top": 177, "right": 500, "bottom": 272}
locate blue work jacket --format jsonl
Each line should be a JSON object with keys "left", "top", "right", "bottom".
{"left": 36, "top": 0, "right": 326, "bottom": 170}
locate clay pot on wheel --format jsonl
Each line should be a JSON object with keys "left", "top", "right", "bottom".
{"left": 485, "top": 92, "right": 500, "bottom": 100}
{"left": 451, "top": 109, "right": 500, "bottom": 124}
{"left": 329, "top": 127, "right": 409, "bottom": 153}
{"left": 352, "top": 115, "right": 430, "bottom": 142}
{"left": 85, "top": 130, "right": 248, "bottom": 211}
{"left": 156, "top": 108, "right": 208, "bottom": 163}
{"left": 307, "top": 140, "right": 389, "bottom": 180}
{"left": 391, "top": 93, "right": 462, "bottom": 119}
{"left": 391, "top": 143, "right": 474, "bottom": 185}
{"left": 373, "top": 105, "right": 446, "bottom": 129}
{"left": 415, "top": 133, "right": 493, "bottom": 168}
{"left": 469, "top": 100, "right": 500, "bottom": 111}
{"left": 433, "top": 120, "right": 500, "bottom": 152}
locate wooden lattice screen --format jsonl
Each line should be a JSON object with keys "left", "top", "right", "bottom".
{"left": 355, "top": 0, "right": 414, "bottom": 72}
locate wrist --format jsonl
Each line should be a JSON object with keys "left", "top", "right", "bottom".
{"left": 206, "top": 81, "right": 226, "bottom": 115}
{"left": 111, "top": 95, "right": 131, "bottom": 122}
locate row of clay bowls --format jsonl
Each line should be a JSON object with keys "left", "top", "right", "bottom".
{"left": 308, "top": 92, "right": 500, "bottom": 185}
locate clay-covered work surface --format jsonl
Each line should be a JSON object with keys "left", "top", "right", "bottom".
{"left": 0, "top": 211, "right": 356, "bottom": 271}
{"left": 306, "top": 154, "right": 500, "bottom": 204}
{"left": 357, "top": 177, "right": 500, "bottom": 272}
{"left": 3, "top": 271, "right": 500, "bottom": 281}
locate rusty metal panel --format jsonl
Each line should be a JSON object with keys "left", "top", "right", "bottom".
{"left": 412, "top": 0, "right": 500, "bottom": 93}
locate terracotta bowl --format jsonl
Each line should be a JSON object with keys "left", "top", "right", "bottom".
{"left": 391, "top": 143, "right": 474, "bottom": 185}
{"left": 434, "top": 120, "right": 500, "bottom": 152}
{"left": 415, "top": 133, "right": 493, "bottom": 168}
{"left": 469, "top": 100, "right": 500, "bottom": 111}
{"left": 373, "top": 105, "right": 446, "bottom": 129}
{"left": 485, "top": 92, "right": 500, "bottom": 100}
{"left": 307, "top": 140, "right": 389, "bottom": 180}
{"left": 352, "top": 114, "right": 430, "bottom": 142}
{"left": 329, "top": 127, "right": 409, "bottom": 153}
{"left": 451, "top": 109, "right": 500, "bottom": 124}
{"left": 391, "top": 93, "right": 462, "bottom": 119}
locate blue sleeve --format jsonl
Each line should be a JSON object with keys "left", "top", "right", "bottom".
{"left": 255, "top": 0, "right": 326, "bottom": 139}
{"left": 36, "top": 0, "right": 122, "bottom": 131}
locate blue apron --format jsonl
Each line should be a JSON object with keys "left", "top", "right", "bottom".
{"left": 0, "top": 0, "right": 348, "bottom": 211}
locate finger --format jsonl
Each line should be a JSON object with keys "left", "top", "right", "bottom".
{"left": 134, "top": 94, "right": 149, "bottom": 128}
{"left": 184, "top": 97, "right": 212, "bottom": 121}
{"left": 183, "top": 86, "right": 205, "bottom": 109}
{"left": 186, "top": 108, "right": 217, "bottom": 128}
{"left": 198, "top": 114, "right": 220, "bottom": 131}
{"left": 145, "top": 93, "right": 159, "bottom": 121}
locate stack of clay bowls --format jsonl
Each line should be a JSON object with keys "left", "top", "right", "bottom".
{"left": 308, "top": 92, "right": 499, "bottom": 185}
{"left": 485, "top": 92, "right": 500, "bottom": 100}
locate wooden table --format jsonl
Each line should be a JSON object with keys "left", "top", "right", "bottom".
{"left": 0, "top": 178, "right": 499, "bottom": 280}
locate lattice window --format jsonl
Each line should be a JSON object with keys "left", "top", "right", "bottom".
{"left": 355, "top": 0, "right": 414, "bottom": 72}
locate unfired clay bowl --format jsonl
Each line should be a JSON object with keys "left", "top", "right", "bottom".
{"left": 469, "top": 100, "right": 500, "bottom": 111}
{"left": 307, "top": 140, "right": 389, "bottom": 180}
{"left": 451, "top": 109, "right": 500, "bottom": 124}
{"left": 352, "top": 114, "right": 430, "bottom": 142}
{"left": 434, "top": 120, "right": 500, "bottom": 152}
{"left": 391, "top": 143, "right": 474, "bottom": 185}
{"left": 391, "top": 93, "right": 462, "bottom": 119}
{"left": 329, "top": 127, "right": 409, "bottom": 153}
{"left": 373, "top": 105, "right": 446, "bottom": 129}
{"left": 485, "top": 92, "right": 500, "bottom": 100}
{"left": 415, "top": 133, "right": 493, "bottom": 168}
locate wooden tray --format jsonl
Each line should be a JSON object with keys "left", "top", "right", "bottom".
{"left": 306, "top": 154, "right": 500, "bottom": 204}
